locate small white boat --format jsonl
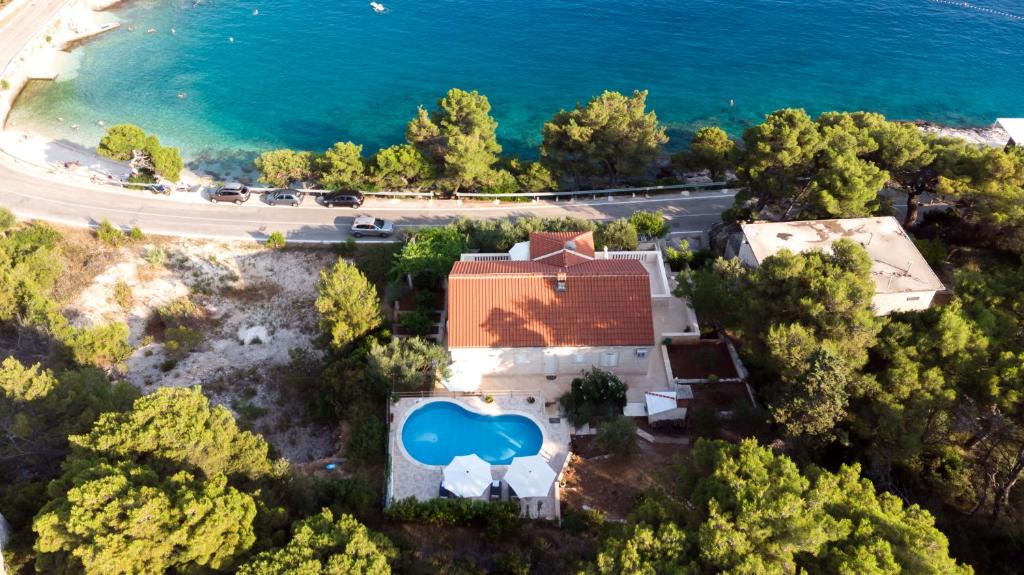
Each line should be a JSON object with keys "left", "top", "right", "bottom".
{"left": 370, "top": 2, "right": 386, "bottom": 13}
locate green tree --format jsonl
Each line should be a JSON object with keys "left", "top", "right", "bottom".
{"left": 391, "top": 226, "right": 466, "bottom": 284}
{"left": 69, "top": 386, "right": 281, "bottom": 480}
{"left": 370, "top": 144, "right": 435, "bottom": 189}
{"left": 770, "top": 345, "right": 850, "bottom": 440}
{"left": 256, "top": 149, "right": 315, "bottom": 187}
{"left": 560, "top": 368, "right": 628, "bottom": 426}
{"left": 144, "top": 136, "right": 183, "bottom": 182}
{"left": 674, "top": 126, "right": 737, "bottom": 180}
{"left": 868, "top": 121, "right": 939, "bottom": 226}
{"left": 627, "top": 210, "right": 669, "bottom": 239}
{"left": 736, "top": 108, "right": 823, "bottom": 215}
{"left": 0, "top": 206, "right": 15, "bottom": 232}
{"left": 316, "top": 259, "right": 382, "bottom": 349}
{"left": 34, "top": 463, "right": 256, "bottom": 575}
{"left": 595, "top": 416, "right": 638, "bottom": 458}
{"left": 318, "top": 142, "right": 366, "bottom": 190}
{"left": 407, "top": 89, "right": 502, "bottom": 193}
{"left": 809, "top": 148, "right": 888, "bottom": 217}
{"left": 236, "top": 509, "right": 392, "bottom": 575}
{"left": 587, "top": 439, "right": 972, "bottom": 574}
{"left": 97, "top": 124, "right": 182, "bottom": 181}
{"left": 511, "top": 159, "right": 558, "bottom": 193}
{"left": 366, "top": 337, "right": 450, "bottom": 393}
{"left": 541, "top": 90, "right": 668, "bottom": 187}
{"left": 596, "top": 218, "right": 639, "bottom": 250}
{"left": 97, "top": 124, "right": 147, "bottom": 161}
{"left": 675, "top": 256, "right": 750, "bottom": 329}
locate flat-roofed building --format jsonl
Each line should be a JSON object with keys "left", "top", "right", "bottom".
{"left": 736, "top": 217, "right": 945, "bottom": 315}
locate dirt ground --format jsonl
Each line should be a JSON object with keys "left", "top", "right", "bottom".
{"left": 61, "top": 232, "right": 341, "bottom": 462}
{"left": 562, "top": 436, "right": 687, "bottom": 520}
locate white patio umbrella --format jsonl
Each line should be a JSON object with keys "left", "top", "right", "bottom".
{"left": 442, "top": 454, "right": 492, "bottom": 498}
{"left": 503, "top": 455, "right": 557, "bottom": 498}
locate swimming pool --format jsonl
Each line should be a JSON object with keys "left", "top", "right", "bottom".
{"left": 400, "top": 401, "right": 543, "bottom": 466}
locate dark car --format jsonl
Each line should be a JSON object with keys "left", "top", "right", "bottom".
{"left": 321, "top": 191, "right": 364, "bottom": 208}
{"left": 210, "top": 182, "right": 250, "bottom": 204}
{"left": 265, "top": 189, "right": 306, "bottom": 207}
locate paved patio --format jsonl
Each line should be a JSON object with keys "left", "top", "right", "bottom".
{"left": 387, "top": 394, "right": 571, "bottom": 520}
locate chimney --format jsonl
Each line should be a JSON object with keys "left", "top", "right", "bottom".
{"left": 556, "top": 272, "right": 567, "bottom": 292}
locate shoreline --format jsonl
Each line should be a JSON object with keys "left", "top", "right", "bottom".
{"left": 0, "top": 1, "right": 1015, "bottom": 187}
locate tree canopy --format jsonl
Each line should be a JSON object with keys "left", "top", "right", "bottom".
{"left": 589, "top": 439, "right": 971, "bottom": 575}
{"left": 541, "top": 90, "right": 667, "bottom": 188}
{"left": 366, "top": 337, "right": 450, "bottom": 393}
{"left": 316, "top": 259, "right": 382, "bottom": 349}
{"left": 390, "top": 226, "right": 466, "bottom": 283}
{"left": 255, "top": 149, "right": 315, "bottom": 187}
{"left": 97, "top": 124, "right": 183, "bottom": 182}
{"left": 673, "top": 126, "right": 737, "bottom": 180}
{"left": 236, "top": 509, "right": 392, "bottom": 575}
{"left": 406, "top": 89, "right": 502, "bottom": 193}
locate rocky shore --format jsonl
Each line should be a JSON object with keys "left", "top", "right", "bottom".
{"left": 910, "top": 120, "right": 1012, "bottom": 148}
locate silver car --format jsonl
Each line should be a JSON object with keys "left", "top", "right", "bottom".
{"left": 351, "top": 215, "right": 394, "bottom": 238}
{"left": 265, "top": 189, "right": 305, "bottom": 207}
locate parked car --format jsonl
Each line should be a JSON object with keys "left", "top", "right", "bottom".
{"left": 265, "top": 189, "right": 305, "bottom": 207}
{"left": 351, "top": 216, "right": 394, "bottom": 238}
{"left": 210, "top": 182, "right": 250, "bottom": 204}
{"left": 321, "top": 190, "right": 364, "bottom": 208}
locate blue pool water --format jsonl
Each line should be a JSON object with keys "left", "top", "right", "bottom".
{"left": 401, "top": 401, "right": 543, "bottom": 466}
{"left": 10, "top": 0, "right": 1024, "bottom": 165}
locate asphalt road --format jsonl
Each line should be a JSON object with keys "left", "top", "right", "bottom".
{"left": 0, "top": 149, "right": 738, "bottom": 241}
{"left": 0, "top": 0, "right": 742, "bottom": 242}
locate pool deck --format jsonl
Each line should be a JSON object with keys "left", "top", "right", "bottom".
{"left": 387, "top": 394, "right": 571, "bottom": 521}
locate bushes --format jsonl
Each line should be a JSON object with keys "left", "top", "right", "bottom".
{"left": 560, "top": 368, "right": 629, "bottom": 426}
{"left": 596, "top": 219, "right": 639, "bottom": 250}
{"left": 595, "top": 416, "right": 638, "bottom": 458}
{"left": 628, "top": 210, "right": 668, "bottom": 239}
{"left": 664, "top": 243, "right": 693, "bottom": 271}
{"left": 386, "top": 497, "right": 521, "bottom": 538}
{"left": 62, "top": 323, "right": 133, "bottom": 368}
{"left": 95, "top": 220, "right": 125, "bottom": 246}
{"left": 164, "top": 326, "right": 203, "bottom": 361}
{"left": 265, "top": 231, "right": 286, "bottom": 249}
{"left": 399, "top": 308, "right": 433, "bottom": 337}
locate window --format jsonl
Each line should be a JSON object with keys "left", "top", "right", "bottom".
{"left": 906, "top": 296, "right": 921, "bottom": 301}
{"left": 599, "top": 352, "right": 619, "bottom": 368}
{"left": 635, "top": 348, "right": 649, "bottom": 360}
{"left": 572, "top": 352, "right": 587, "bottom": 365}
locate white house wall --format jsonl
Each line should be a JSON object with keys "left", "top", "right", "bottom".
{"left": 449, "top": 345, "right": 653, "bottom": 380}
{"left": 871, "top": 290, "right": 937, "bottom": 315}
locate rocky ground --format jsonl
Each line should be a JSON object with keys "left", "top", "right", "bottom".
{"left": 65, "top": 235, "right": 340, "bottom": 462}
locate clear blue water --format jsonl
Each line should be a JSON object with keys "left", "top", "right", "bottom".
{"left": 10, "top": 0, "right": 1024, "bottom": 165}
{"left": 401, "top": 401, "right": 543, "bottom": 466}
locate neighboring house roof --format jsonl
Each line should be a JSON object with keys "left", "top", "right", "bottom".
{"left": 739, "top": 217, "right": 945, "bottom": 295}
{"left": 448, "top": 232, "right": 655, "bottom": 348}
{"left": 996, "top": 118, "right": 1024, "bottom": 145}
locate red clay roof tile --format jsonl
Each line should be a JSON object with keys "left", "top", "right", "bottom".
{"left": 448, "top": 233, "right": 654, "bottom": 348}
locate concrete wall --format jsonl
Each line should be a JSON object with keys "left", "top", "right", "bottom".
{"left": 450, "top": 345, "right": 653, "bottom": 380}
{"left": 649, "top": 407, "right": 686, "bottom": 425}
{"left": 871, "top": 290, "right": 937, "bottom": 315}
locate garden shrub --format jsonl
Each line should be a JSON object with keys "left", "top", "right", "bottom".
{"left": 664, "top": 244, "right": 693, "bottom": 271}
{"left": 62, "top": 323, "right": 133, "bottom": 368}
{"left": 628, "top": 210, "right": 669, "bottom": 238}
{"left": 157, "top": 296, "right": 201, "bottom": 329}
{"left": 399, "top": 309, "right": 433, "bottom": 336}
{"left": 386, "top": 497, "right": 521, "bottom": 539}
{"left": 265, "top": 232, "right": 286, "bottom": 249}
{"left": 595, "top": 415, "right": 638, "bottom": 458}
{"left": 95, "top": 219, "right": 124, "bottom": 246}
{"left": 164, "top": 326, "right": 203, "bottom": 361}
{"left": 559, "top": 368, "right": 629, "bottom": 426}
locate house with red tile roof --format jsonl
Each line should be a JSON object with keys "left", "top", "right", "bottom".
{"left": 444, "top": 230, "right": 681, "bottom": 391}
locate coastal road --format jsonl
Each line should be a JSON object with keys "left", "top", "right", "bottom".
{"left": 0, "top": 153, "right": 737, "bottom": 242}
{"left": 0, "top": 0, "right": 69, "bottom": 71}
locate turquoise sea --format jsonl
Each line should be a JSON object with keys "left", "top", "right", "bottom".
{"left": 10, "top": 0, "right": 1024, "bottom": 166}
